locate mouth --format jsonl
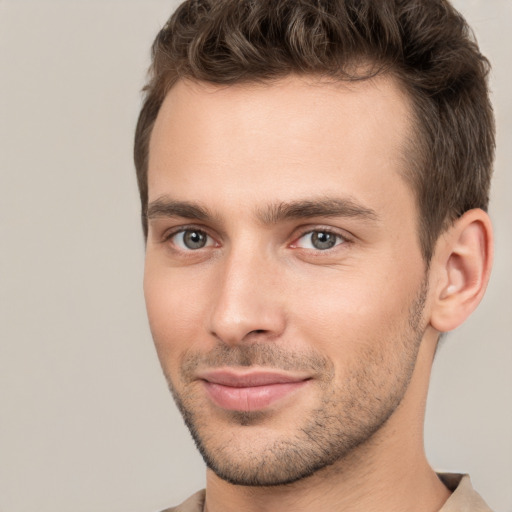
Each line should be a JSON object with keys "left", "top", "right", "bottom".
{"left": 197, "top": 369, "right": 311, "bottom": 412}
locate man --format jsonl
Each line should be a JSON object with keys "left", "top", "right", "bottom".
{"left": 134, "top": 0, "right": 495, "bottom": 510}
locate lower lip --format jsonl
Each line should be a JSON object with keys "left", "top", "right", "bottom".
{"left": 203, "top": 381, "right": 308, "bottom": 412}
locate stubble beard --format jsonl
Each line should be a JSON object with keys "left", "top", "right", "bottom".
{"left": 164, "top": 280, "right": 428, "bottom": 487}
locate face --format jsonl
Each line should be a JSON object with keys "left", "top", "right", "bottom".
{"left": 144, "top": 75, "right": 429, "bottom": 486}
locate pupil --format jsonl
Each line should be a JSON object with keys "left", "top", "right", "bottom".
{"left": 312, "top": 231, "right": 336, "bottom": 250}
{"left": 184, "top": 230, "right": 206, "bottom": 249}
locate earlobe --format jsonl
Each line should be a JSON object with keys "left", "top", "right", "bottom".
{"left": 429, "top": 209, "right": 493, "bottom": 333}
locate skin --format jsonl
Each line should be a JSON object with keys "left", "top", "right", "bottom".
{"left": 144, "top": 75, "right": 492, "bottom": 512}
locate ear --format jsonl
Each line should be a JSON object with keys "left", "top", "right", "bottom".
{"left": 429, "top": 209, "right": 493, "bottom": 333}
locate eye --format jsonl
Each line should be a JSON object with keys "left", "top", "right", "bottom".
{"left": 293, "top": 230, "right": 345, "bottom": 250}
{"left": 171, "top": 229, "right": 215, "bottom": 250}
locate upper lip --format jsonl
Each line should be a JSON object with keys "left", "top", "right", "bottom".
{"left": 197, "top": 369, "right": 311, "bottom": 388}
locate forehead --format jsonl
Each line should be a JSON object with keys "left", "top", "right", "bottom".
{"left": 148, "top": 74, "right": 414, "bottom": 215}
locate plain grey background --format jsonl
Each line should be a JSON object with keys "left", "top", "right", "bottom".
{"left": 0, "top": 1, "right": 510, "bottom": 511}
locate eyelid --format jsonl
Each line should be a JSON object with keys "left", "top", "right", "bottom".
{"left": 289, "top": 226, "right": 352, "bottom": 250}
{"left": 158, "top": 223, "right": 352, "bottom": 251}
{"left": 162, "top": 224, "right": 219, "bottom": 249}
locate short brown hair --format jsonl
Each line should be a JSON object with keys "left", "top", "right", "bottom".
{"left": 134, "top": 0, "right": 495, "bottom": 261}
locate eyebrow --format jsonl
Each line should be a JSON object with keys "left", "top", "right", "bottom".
{"left": 146, "top": 198, "right": 212, "bottom": 221}
{"left": 146, "top": 196, "right": 379, "bottom": 224}
{"left": 258, "top": 197, "right": 379, "bottom": 224}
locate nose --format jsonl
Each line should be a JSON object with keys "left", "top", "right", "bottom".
{"left": 207, "top": 247, "right": 286, "bottom": 346}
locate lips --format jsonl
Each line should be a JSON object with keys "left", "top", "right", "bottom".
{"left": 198, "top": 369, "right": 310, "bottom": 412}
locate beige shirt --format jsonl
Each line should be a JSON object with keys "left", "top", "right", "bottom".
{"left": 161, "top": 473, "right": 492, "bottom": 512}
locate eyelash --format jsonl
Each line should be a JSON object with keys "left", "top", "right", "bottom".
{"left": 162, "top": 226, "right": 216, "bottom": 251}
{"left": 291, "top": 228, "right": 348, "bottom": 251}
{"left": 161, "top": 225, "right": 352, "bottom": 253}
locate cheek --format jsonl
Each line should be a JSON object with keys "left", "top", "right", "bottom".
{"left": 290, "top": 267, "right": 419, "bottom": 355}
{"left": 143, "top": 264, "right": 208, "bottom": 368}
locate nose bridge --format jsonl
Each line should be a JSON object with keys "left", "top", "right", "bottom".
{"left": 208, "top": 240, "right": 285, "bottom": 345}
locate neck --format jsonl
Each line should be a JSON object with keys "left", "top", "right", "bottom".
{"left": 204, "top": 330, "right": 450, "bottom": 512}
